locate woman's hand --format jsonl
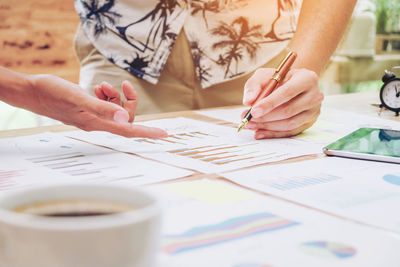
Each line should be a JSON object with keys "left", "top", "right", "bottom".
{"left": 242, "top": 68, "right": 324, "bottom": 139}
{"left": 27, "top": 74, "right": 167, "bottom": 138}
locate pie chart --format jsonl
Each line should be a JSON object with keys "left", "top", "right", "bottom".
{"left": 383, "top": 174, "right": 400, "bottom": 186}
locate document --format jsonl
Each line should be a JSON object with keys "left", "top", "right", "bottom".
{"left": 221, "top": 157, "right": 400, "bottom": 233}
{"left": 0, "top": 132, "right": 193, "bottom": 191}
{"left": 196, "top": 107, "right": 400, "bottom": 147}
{"left": 195, "top": 107, "right": 248, "bottom": 124}
{"left": 146, "top": 180, "right": 400, "bottom": 267}
{"left": 67, "top": 117, "right": 321, "bottom": 173}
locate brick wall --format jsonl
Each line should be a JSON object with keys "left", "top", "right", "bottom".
{"left": 0, "top": 0, "right": 80, "bottom": 83}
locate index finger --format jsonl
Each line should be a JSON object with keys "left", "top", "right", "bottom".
{"left": 251, "top": 71, "right": 308, "bottom": 118}
{"left": 84, "top": 117, "right": 168, "bottom": 139}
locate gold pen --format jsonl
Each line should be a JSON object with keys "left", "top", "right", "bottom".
{"left": 238, "top": 51, "right": 297, "bottom": 132}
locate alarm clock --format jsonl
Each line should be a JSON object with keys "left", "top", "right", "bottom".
{"left": 380, "top": 69, "right": 400, "bottom": 116}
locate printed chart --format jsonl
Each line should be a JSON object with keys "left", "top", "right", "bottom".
{"left": 68, "top": 117, "right": 320, "bottom": 173}
{"left": 0, "top": 133, "right": 192, "bottom": 190}
{"left": 383, "top": 174, "right": 400, "bottom": 186}
{"left": 163, "top": 212, "right": 299, "bottom": 254}
{"left": 0, "top": 169, "right": 25, "bottom": 190}
{"left": 258, "top": 173, "right": 342, "bottom": 191}
{"left": 222, "top": 157, "right": 400, "bottom": 232}
{"left": 149, "top": 180, "right": 400, "bottom": 267}
{"left": 299, "top": 241, "right": 357, "bottom": 259}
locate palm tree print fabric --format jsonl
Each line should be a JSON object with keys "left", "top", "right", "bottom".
{"left": 75, "top": 0, "right": 302, "bottom": 88}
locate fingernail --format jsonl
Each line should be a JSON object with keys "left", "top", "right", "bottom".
{"left": 256, "top": 134, "right": 265, "bottom": 139}
{"left": 251, "top": 108, "right": 263, "bottom": 118}
{"left": 156, "top": 128, "right": 168, "bottom": 138}
{"left": 113, "top": 110, "right": 129, "bottom": 123}
{"left": 102, "top": 81, "right": 113, "bottom": 88}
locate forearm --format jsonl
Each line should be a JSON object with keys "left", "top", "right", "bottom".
{"left": 0, "top": 67, "right": 35, "bottom": 109}
{"left": 289, "top": 0, "right": 357, "bottom": 75}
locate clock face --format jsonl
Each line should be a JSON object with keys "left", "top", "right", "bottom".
{"left": 381, "top": 79, "right": 400, "bottom": 111}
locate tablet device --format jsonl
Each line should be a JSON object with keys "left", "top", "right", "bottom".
{"left": 323, "top": 127, "right": 400, "bottom": 164}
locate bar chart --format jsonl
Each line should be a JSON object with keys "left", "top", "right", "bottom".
{"left": 134, "top": 131, "right": 218, "bottom": 146}
{"left": 167, "top": 142, "right": 286, "bottom": 168}
{"left": 0, "top": 133, "right": 193, "bottom": 190}
{"left": 257, "top": 173, "right": 342, "bottom": 191}
{"left": 0, "top": 169, "right": 24, "bottom": 190}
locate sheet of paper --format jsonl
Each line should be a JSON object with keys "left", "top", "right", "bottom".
{"left": 67, "top": 117, "right": 321, "bottom": 173}
{"left": 145, "top": 180, "right": 400, "bottom": 267}
{"left": 295, "top": 107, "right": 400, "bottom": 146}
{"left": 222, "top": 157, "right": 400, "bottom": 233}
{"left": 197, "top": 107, "right": 400, "bottom": 147}
{"left": 166, "top": 179, "right": 255, "bottom": 205}
{"left": 0, "top": 132, "right": 192, "bottom": 192}
{"left": 195, "top": 107, "right": 248, "bottom": 124}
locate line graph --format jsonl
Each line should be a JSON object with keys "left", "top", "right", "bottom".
{"left": 163, "top": 212, "right": 299, "bottom": 254}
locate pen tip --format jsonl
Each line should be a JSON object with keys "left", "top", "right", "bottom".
{"left": 237, "top": 122, "right": 245, "bottom": 133}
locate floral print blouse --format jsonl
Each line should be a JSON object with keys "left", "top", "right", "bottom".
{"left": 75, "top": 0, "right": 302, "bottom": 88}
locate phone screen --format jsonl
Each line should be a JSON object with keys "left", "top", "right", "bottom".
{"left": 324, "top": 128, "right": 400, "bottom": 157}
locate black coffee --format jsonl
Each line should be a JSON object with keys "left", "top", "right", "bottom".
{"left": 14, "top": 199, "right": 136, "bottom": 217}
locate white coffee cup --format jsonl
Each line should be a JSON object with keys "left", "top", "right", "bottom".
{"left": 0, "top": 184, "right": 161, "bottom": 267}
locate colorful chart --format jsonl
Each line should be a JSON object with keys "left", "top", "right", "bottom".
{"left": 163, "top": 213, "right": 299, "bottom": 254}
{"left": 299, "top": 241, "right": 357, "bottom": 259}
{"left": 168, "top": 143, "right": 279, "bottom": 166}
{"left": 383, "top": 174, "right": 400, "bottom": 186}
{"left": 134, "top": 131, "right": 217, "bottom": 146}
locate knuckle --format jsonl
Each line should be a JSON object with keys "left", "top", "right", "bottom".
{"left": 316, "top": 91, "right": 325, "bottom": 102}
{"left": 305, "top": 70, "right": 319, "bottom": 85}
{"left": 282, "top": 87, "right": 296, "bottom": 99}
{"left": 282, "top": 106, "right": 294, "bottom": 118}
{"left": 286, "top": 119, "right": 298, "bottom": 131}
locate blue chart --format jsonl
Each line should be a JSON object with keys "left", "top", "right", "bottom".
{"left": 163, "top": 213, "right": 299, "bottom": 254}
{"left": 260, "top": 173, "right": 342, "bottom": 191}
{"left": 383, "top": 174, "right": 400, "bottom": 186}
{"left": 299, "top": 241, "right": 357, "bottom": 259}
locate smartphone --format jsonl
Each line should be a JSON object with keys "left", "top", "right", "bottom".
{"left": 323, "top": 127, "right": 400, "bottom": 164}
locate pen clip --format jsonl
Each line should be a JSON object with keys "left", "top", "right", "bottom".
{"left": 276, "top": 51, "right": 295, "bottom": 73}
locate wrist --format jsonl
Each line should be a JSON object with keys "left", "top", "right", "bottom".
{"left": 0, "top": 67, "right": 37, "bottom": 108}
